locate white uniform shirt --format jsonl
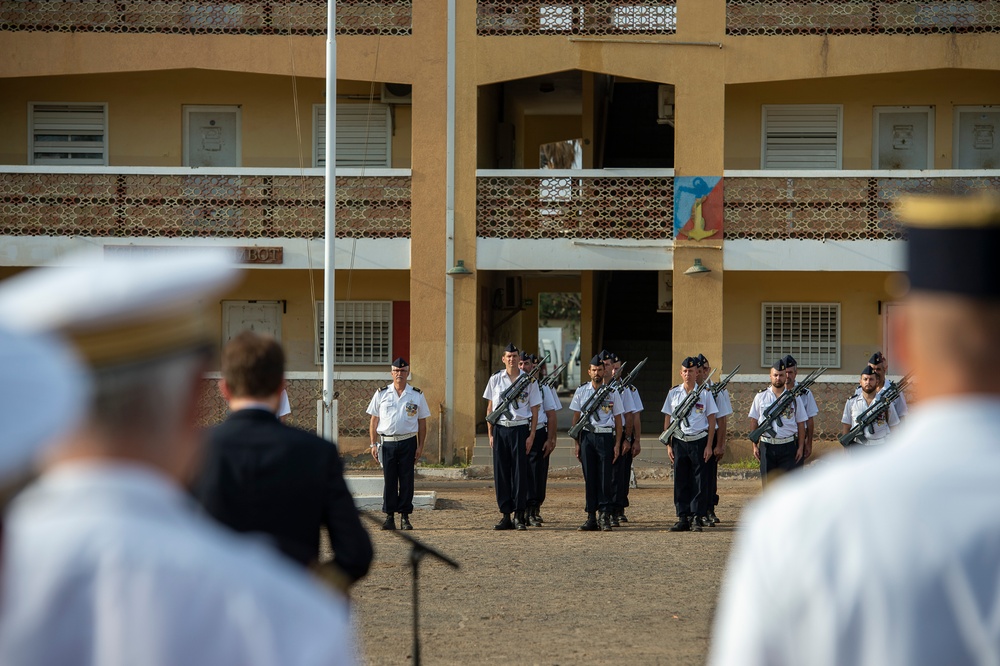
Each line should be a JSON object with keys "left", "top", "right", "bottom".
{"left": 748, "top": 388, "right": 808, "bottom": 439}
{"left": 0, "top": 462, "right": 356, "bottom": 666}
{"left": 855, "top": 382, "right": 909, "bottom": 418}
{"left": 569, "top": 382, "right": 624, "bottom": 429}
{"left": 628, "top": 386, "right": 644, "bottom": 413}
{"left": 661, "top": 385, "right": 719, "bottom": 435}
{"left": 842, "top": 393, "right": 900, "bottom": 441}
{"left": 789, "top": 382, "right": 820, "bottom": 419}
{"left": 483, "top": 369, "right": 543, "bottom": 421}
{"left": 617, "top": 384, "right": 636, "bottom": 413}
{"left": 366, "top": 383, "right": 431, "bottom": 436}
{"left": 277, "top": 389, "right": 291, "bottom": 418}
{"left": 537, "top": 384, "right": 562, "bottom": 429}
{"left": 709, "top": 384, "right": 733, "bottom": 420}
{"left": 710, "top": 397, "right": 1000, "bottom": 666}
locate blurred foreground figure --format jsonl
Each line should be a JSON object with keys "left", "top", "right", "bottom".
{"left": 0, "top": 253, "right": 357, "bottom": 666}
{"left": 710, "top": 193, "right": 1000, "bottom": 666}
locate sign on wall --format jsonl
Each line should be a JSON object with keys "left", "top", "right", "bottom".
{"left": 673, "top": 176, "right": 724, "bottom": 241}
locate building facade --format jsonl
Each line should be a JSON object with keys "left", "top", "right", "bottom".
{"left": 2, "top": 0, "right": 997, "bottom": 459}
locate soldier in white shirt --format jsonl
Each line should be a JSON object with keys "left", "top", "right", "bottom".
{"left": 569, "top": 354, "right": 624, "bottom": 532}
{"left": 861, "top": 351, "right": 910, "bottom": 420}
{"left": 748, "top": 358, "right": 808, "bottom": 486}
{"left": 522, "top": 352, "right": 560, "bottom": 526}
{"left": 711, "top": 192, "right": 1000, "bottom": 666}
{"left": 483, "top": 343, "right": 542, "bottom": 531}
{"left": 841, "top": 364, "right": 900, "bottom": 449}
{"left": 604, "top": 351, "right": 635, "bottom": 527}
{"left": 662, "top": 356, "right": 718, "bottom": 532}
{"left": 697, "top": 354, "right": 732, "bottom": 526}
{"left": 784, "top": 354, "right": 819, "bottom": 466}
{"left": 0, "top": 252, "right": 357, "bottom": 666}
{"left": 616, "top": 367, "right": 645, "bottom": 525}
{"left": 367, "top": 357, "right": 431, "bottom": 531}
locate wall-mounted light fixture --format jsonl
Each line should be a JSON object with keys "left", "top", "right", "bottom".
{"left": 684, "top": 258, "right": 711, "bottom": 275}
{"left": 447, "top": 260, "right": 473, "bottom": 276}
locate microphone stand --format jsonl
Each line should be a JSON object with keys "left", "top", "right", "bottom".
{"left": 362, "top": 512, "right": 460, "bottom": 665}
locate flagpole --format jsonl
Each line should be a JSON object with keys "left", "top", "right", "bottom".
{"left": 321, "top": 0, "right": 337, "bottom": 441}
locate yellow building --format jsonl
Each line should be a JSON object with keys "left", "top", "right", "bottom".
{"left": 2, "top": 0, "right": 998, "bottom": 460}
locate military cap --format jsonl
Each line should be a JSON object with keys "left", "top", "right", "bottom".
{"left": 599, "top": 349, "right": 612, "bottom": 361}
{"left": 589, "top": 354, "right": 603, "bottom": 366}
{"left": 784, "top": 354, "right": 798, "bottom": 367}
{"left": 0, "top": 250, "right": 240, "bottom": 367}
{"left": 771, "top": 359, "right": 786, "bottom": 372}
{"left": 697, "top": 353, "right": 709, "bottom": 367}
{"left": 0, "top": 326, "right": 90, "bottom": 481}
{"left": 519, "top": 351, "right": 530, "bottom": 362}
{"left": 504, "top": 342, "right": 519, "bottom": 353}
{"left": 895, "top": 192, "right": 1000, "bottom": 300}
{"left": 681, "top": 356, "right": 698, "bottom": 369}
{"left": 868, "top": 352, "right": 885, "bottom": 366}
{"left": 391, "top": 357, "right": 409, "bottom": 368}
{"left": 530, "top": 354, "right": 541, "bottom": 364}
{"left": 860, "top": 365, "right": 877, "bottom": 376}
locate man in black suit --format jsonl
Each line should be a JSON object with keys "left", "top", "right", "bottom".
{"left": 193, "top": 331, "right": 373, "bottom": 586}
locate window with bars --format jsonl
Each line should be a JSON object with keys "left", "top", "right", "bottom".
{"left": 761, "top": 104, "right": 842, "bottom": 170}
{"left": 29, "top": 103, "right": 108, "bottom": 165}
{"left": 315, "top": 301, "right": 392, "bottom": 364}
{"left": 313, "top": 104, "right": 392, "bottom": 168}
{"left": 761, "top": 302, "right": 840, "bottom": 368}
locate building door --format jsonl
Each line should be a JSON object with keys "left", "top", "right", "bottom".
{"left": 183, "top": 105, "right": 241, "bottom": 167}
{"left": 873, "top": 107, "right": 933, "bottom": 170}
{"left": 954, "top": 106, "right": 1000, "bottom": 169}
{"left": 222, "top": 300, "right": 282, "bottom": 343}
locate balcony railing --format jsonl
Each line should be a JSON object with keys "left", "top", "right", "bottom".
{"left": 477, "top": 169, "right": 675, "bottom": 240}
{"left": 0, "top": 167, "right": 411, "bottom": 239}
{"left": 727, "top": 0, "right": 1000, "bottom": 36}
{"left": 723, "top": 171, "right": 1000, "bottom": 240}
{"left": 0, "top": 0, "right": 412, "bottom": 36}
{"left": 477, "top": 0, "right": 676, "bottom": 35}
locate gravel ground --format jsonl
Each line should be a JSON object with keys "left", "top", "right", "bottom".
{"left": 343, "top": 476, "right": 762, "bottom": 665}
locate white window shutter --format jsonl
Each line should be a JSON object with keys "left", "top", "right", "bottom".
{"left": 762, "top": 105, "right": 842, "bottom": 169}
{"left": 314, "top": 104, "right": 391, "bottom": 168}
{"left": 761, "top": 302, "right": 841, "bottom": 368}
{"left": 315, "top": 301, "right": 392, "bottom": 365}
{"left": 29, "top": 103, "right": 108, "bottom": 165}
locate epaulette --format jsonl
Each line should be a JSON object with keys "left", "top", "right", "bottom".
{"left": 671, "top": 384, "right": 680, "bottom": 390}
{"left": 757, "top": 387, "right": 769, "bottom": 394}
{"left": 412, "top": 387, "right": 422, "bottom": 393}
{"left": 378, "top": 386, "right": 389, "bottom": 393}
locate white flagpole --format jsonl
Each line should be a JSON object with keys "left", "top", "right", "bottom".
{"left": 321, "top": 0, "right": 338, "bottom": 442}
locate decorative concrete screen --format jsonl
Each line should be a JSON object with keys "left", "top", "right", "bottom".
{"left": 727, "top": 0, "right": 1000, "bottom": 36}
{"left": 477, "top": 172, "right": 674, "bottom": 239}
{"left": 0, "top": 0, "right": 412, "bottom": 35}
{"left": 0, "top": 171, "right": 411, "bottom": 239}
{"left": 477, "top": 0, "right": 676, "bottom": 35}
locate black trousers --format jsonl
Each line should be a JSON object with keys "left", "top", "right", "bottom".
{"left": 493, "top": 423, "right": 529, "bottom": 514}
{"left": 579, "top": 430, "right": 615, "bottom": 514}
{"left": 526, "top": 425, "right": 550, "bottom": 508}
{"left": 611, "top": 433, "right": 633, "bottom": 513}
{"left": 759, "top": 439, "right": 798, "bottom": 487}
{"left": 381, "top": 436, "right": 417, "bottom": 514}
{"left": 701, "top": 431, "right": 720, "bottom": 511}
{"left": 672, "top": 435, "right": 708, "bottom": 518}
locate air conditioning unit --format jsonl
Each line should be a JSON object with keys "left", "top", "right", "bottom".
{"left": 657, "top": 85, "right": 675, "bottom": 127}
{"left": 494, "top": 276, "right": 523, "bottom": 310}
{"left": 381, "top": 83, "right": 412, "bottom": 104}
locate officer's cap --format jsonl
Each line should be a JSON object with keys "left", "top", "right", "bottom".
{"left": 503, "top": 342, "right": 519, "bottom": 354}
{"left": 860, "top": 365, "right": 876, "bottom": 376}
{"left": 391, "top": 357, "right": 409, "bottom": 368}
{"left": 599, "top": 349, "right": 612, "bottom": 361}
{"left": 0, "top": 326, "right": 90, "bottom": 481}
{"left": 783, "top": 354, "right": 798, "bottom": 368}
{"left": 868, "top": 352, "right": 885, "bottom": 366}
{"left": 0, "top": 250, "right": 240, "bottom": 368}
{"left": 697, "top": 353, "right": 709, "bottom": 367}
{"left": 681, "top": 357, "right": 698, "bottom": 369}
{"left": 519, "top": 351, "right": 530, "bottom": 362}
{"left": 771, "top": 359, "right": 786, "bottom": 372}
{"left": 530, "top": 354, "right": 541, "bottom": 364}
{"left": 895, "top": 192, "right": 1000, "bottom": 300}
{"left": 589, "top": 354, "right": 603, "bottom": 367}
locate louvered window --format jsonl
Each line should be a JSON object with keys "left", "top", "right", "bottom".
{"left": 762, "top": 105, "right": 842, "bottom": 169}
{"left": 761, "top": 302, "right": 840, "bottom": 368}
{"left": 315, "top": 301, "right": 392, "bottom": 364}
{"left": 313, "top": 104, "right": 391, "bottom": 168}
{"left": 29, "top": 103, "right": 108, "bottom": 165}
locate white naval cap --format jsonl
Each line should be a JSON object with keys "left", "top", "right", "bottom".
{"left": 0, "top": 250, "right": 242, "bottom": 366}
{"left": 0, "top": 326, "right": 90, "bottom": 480}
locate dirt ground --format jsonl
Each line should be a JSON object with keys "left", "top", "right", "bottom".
{"left": 347, "top": 476, "right": 762, "bottom": 665}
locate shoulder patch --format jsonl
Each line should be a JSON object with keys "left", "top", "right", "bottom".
{"left": 411, "top": 387, "right": 422, "bottom": 394}
{"left": 378, "top": 386, "right": 389, "bottom": 393}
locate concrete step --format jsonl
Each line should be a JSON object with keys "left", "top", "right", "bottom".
{"left": 344, "top": 475, "right": 437, "bottom": 511}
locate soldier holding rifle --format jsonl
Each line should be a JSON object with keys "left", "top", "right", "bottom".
{"left": 698, "top": 354, "right": 735, "bottom": 526}
{"left": 569, "top": 355, "right": 624, "bottom": 532}
{"left": 840, "top": 364, "right": 900, "bottom": 450}
{"left": 661, "top": 357, "right": 718, "bottom": 532}
{"left": 522, "top": 352, "right": 561, "bottom": 526}
{"left": 858, "top": 351, "right": 909, "bottom": 421}
{"left": 603, "top": 351, "right": 635, "bottom": 527}
{"left": 784, "top": 355, "right": 819, "bottom": 466}
{"left": 483, "top": 343, "right": 542, "bottom": 531}
{"left": 747, "top": 359, "right": 808, "bottom": 486}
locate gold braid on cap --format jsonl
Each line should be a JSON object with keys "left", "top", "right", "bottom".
{"left": 895, "top": 193, "right": 1000, "bottom": 229}
{"left": 71, "top": 311, "right": 213, "bottom": 367}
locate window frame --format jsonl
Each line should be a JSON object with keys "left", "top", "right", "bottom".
{"left": 760, "top": 104, "right": 843, "bottom": 170}
{"left": 760, "top": 301, "right": 841, "bottom": 369}
{"left": 28, "top": 102, "right": 109, "bottom": 166}
{"left": 315, "top": 300, "right": 393, "bottom": 365}
{"left": 313, "top": 103, "right": 393, "bottom": 168}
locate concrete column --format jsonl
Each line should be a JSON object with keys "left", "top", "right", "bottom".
{"left": 579, "top": 270, "right": 595, "bottom": 386}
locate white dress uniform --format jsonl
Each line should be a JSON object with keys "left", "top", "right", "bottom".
{"left": 569, "top": 382, "right": 624, "bottom": 430}
{"left": 367, "top": 384, "right": 431, "bottom": 438}
{"left": 841, "top": 394, "right": 900, "bottom": 445}
{"left": 710, "top": 397, "right": 1000, "bottom": 666}
{"left": 854, "top": 383, "right": 909, "bottom": 418}
{"left": 483, "top": 369, "right": 543, "bottom": 519}
{"left": 527, "top": 381, "right": 563, "bottom": 519}
{"left": 483, "top": 370, "right": 543, "bottom": 422}
{"left": 537, "top": 383, "right": 562, "bottom": 430}
{"left": 570, "top": 382, "right": 624, "bottom": 521}
{"left": 0, "top": 462, "right": 356, "bottom": 666}
{"left": 366, "top": 383, "right": 431, "bottom": 517}
{"left": 748, "top": 388, "right": 808, "bottom": 484}
{"left": 661, "top": 386, "right": 719, "bottom": 436}
{"left": 662, "top": 385, "right": 718, "bottom": 523}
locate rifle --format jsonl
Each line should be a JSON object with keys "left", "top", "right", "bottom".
{"left": 539, "top": 362, "right": 568, "bottom": 389}
{"left": 566, "top": 361, "right": 630, "bottom": 441}
{"left": 613, "top": 357, "right": 647, "bottom": 393}
{"left": 748, "top": 367, "right": 827, "bottom": 444}
{"left": 658, "top": 368, "right": 717, "bottom": 445}
{"left": 709, "top": 364, "right": 741, "bottom": 399}
{"left": 485, "top": 352, "right": 550, "bottom": 425}
{"left": 838, "top": 371, "right": 914, "bottom": 447}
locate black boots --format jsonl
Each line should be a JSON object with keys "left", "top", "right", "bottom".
{"left": 381, "top": 513, "right": 396, "bottom": 530}
{"left": 399, "top": 513, "right": 413, "bottom": 530}
{"left": 578, "top": 513, "right": 599, "bottom": 531}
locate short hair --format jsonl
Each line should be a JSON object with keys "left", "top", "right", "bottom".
{"left": 222, "top": 331, "right": 284, "bottom": 398}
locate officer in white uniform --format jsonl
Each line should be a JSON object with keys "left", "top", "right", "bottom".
{"left": 619, "top": 376, "right": 645, "bottom": 524}
{"left": 784, "top": 355, "right": 819, "bottom": 467}
{"left": 698, "top": 354, "right": 732, "bottom": 526}
{"left": 483, "top": 342, "right": 542, "bottom": 531}
{"left": 522, "top": 352, "right": 560, "bottom": 526}
{"left": 857, "top": 351, "right": 910, "bottom": 420}
{"left": 0, "top": 252, "right": 358, "bottom": 666}
{"left": 710, "top": 192, "right": 1000, "bottom": 666}
{"left": 570, "top": 354, "right": 624, "bottom": 532}
{"left": 841, "top": 364, "right": 899, "bottom": 449}
{"left": 748, "top": 358, "right": 808, "bottom": 486}
{"left": 604, "top": 351, "right": 635, "bottom": 527}
{"left": 662, "top": 356, "right": 718, "bottom": 532}
{"left": 367, "top": 357, "right": 431, "bottom": 531}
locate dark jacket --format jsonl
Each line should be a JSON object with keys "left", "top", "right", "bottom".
{"left": 193, "top": 408, "right": 373, "bottom": 582}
